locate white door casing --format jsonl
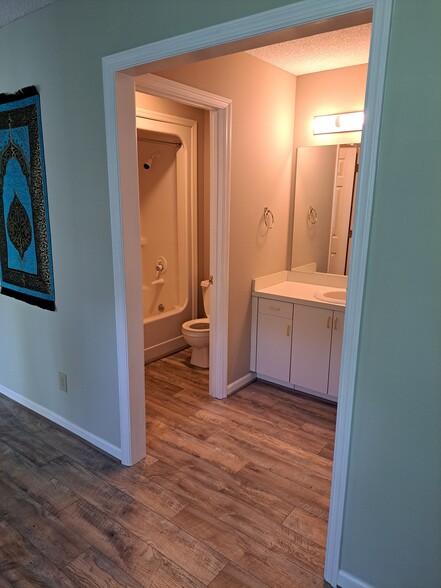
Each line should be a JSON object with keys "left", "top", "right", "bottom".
{"left": 101, "top": 2, "right": 393, "bottom": 586}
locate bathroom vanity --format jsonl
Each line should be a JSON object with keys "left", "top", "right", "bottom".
{"left": 250, "top": 271, "right": 346, "bottom": 402}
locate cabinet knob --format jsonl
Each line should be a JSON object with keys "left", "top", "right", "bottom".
{"left": 334, "top": 317, "right": 338, "bottom": 330}
{"left": 287, "top": 324, "right": 291, "bottom": 337}
{"left": 327, "top": 316, "right": 331, "bottom": 329}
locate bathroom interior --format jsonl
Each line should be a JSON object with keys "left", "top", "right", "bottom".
{"left": 136, "top": 17, "right": 371, "bottom": 404}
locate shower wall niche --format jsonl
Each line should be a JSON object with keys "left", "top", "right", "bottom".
{"left": 137, "top": 112, "right": 197, "bottom": 362}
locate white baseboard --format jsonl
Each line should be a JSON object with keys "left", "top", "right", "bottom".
{"left": 144, "top": 336, "right": 187, "bottom": 363}
{"left": 338, "top": 570, "right": 375, "bottom": 588}
{"left": 227, "top": 372, "right": 256, "bottom": 396}
{"left": 0, "top": 384, "right": 121, "bottom": 460}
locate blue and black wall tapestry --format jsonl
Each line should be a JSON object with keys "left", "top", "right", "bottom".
{"left": 0, "top": 86, "right": 55, "bottom": 310}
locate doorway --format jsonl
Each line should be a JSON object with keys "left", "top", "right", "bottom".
{"left": 102, "top": 2, "right": 393, "bottom": 585}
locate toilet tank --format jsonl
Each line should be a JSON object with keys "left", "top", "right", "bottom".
{"left": 201, "top": 280, "right": 210, "bottom": 318}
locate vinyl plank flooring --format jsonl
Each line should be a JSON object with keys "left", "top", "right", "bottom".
{"left": 0, "top": 477, "right": 89, "bottom": 568}
{"left": 147, "top": 416, "right": 247, "bottom": 473}
{"left": 63, "top": 547, "right": 144, "bottom": 588}
{"left": 172, "top": 505, "right": 324, "bottom": 588}
{"left": 43, "top": 456, "right": 227, "bottom": 585}
{"left": 0, "top": 421, "right": 61, "bottom": 466}
{"left": 58, "top": 499, "right": 205, "bottom": 588}
{"left": 206, "top": 430, "right": 332, "bottom": 497}
{"left": 208, "top": 562, "right": 271, "bottom": 587}
{"left": 283, "top": 507, "right": 329, "bottom": 548}
{"left": 0, "top": 439, "right": 77, "bottom": 515}
{"left": 0, "top": 520, "right": 78, "bottom": 588}
{"left": 0, "top": 349, "right": 337, "bottom": 587}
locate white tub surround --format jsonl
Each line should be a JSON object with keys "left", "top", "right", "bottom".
{"left": 251, "top": 271, "right": 347, "bottom": 401}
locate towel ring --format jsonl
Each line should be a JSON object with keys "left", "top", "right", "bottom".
{"left": 308, "top": 206, "right": 318, "bottom": 225}
{"left": 264, "top": 207, "right": 275, "bottom": 229}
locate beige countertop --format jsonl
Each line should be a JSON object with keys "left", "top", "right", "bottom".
{"left": 253, "top": 280, "right": 346, "bottom": 311}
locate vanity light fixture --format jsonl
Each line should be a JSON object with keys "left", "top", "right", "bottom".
{"left": 313, "top": 111, "right": 364, "bottom": 135}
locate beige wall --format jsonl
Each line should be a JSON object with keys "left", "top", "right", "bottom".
{"left": 293, "top": 64, "right": 368, "bottom": 150}
{"left": 159, "top": 52, "right": 297, "bottom": 383}
{"left": 135, "top": 92, "right": 209, "bottom": 316}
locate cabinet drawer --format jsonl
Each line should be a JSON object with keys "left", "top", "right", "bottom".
{"left": 258, "top": 298, "right": 293, "bottom": 319}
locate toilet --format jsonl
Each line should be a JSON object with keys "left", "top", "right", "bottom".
{"left": 182, "top": 279, "right": 210, "bottom": 368}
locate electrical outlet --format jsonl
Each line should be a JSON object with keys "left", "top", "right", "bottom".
{"left": 58, "top": 372, "right": 68, "bottom": 393}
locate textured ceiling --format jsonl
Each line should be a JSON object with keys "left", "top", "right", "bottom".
{"left": 247, "top": 23, "right": 371, "bottom": 76}
{"left": 0, "top": 0, "right": 56, "bottom": 28}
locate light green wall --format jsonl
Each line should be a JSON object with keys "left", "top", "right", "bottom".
{"left": 1, "top": 1, "right": 440, "bottom": 585}
{"left": 340, "top": 1, "right": 441, "bottom": 586}
{"left": 0, "top": 0, "right": 295, "bottom": 447}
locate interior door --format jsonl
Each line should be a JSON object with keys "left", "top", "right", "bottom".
{"left": 327, "top": 146, "right": 358, "bottom": 274}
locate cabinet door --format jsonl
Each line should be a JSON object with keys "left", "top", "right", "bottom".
{"left": 256, "top": 313, "right": 292, "bottom": 382}
{"left": 328, "top": 310, "right": 345, "bottom": 398}
{"left": 290, "top": 304, "right": 332, "bottom": 395}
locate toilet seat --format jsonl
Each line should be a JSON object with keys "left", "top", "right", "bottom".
{"left": 182, "top": 318, "right": 209, "bottom": 334}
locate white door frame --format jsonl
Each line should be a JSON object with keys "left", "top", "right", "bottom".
{"left": 102, "top": 1, "right": 393, "bottom": 585}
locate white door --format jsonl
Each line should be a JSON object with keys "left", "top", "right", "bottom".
{"left": 328, "top": 146, "right": 358, "bottom": 274}
{"left": 290, "top": 304, "right": 332, "bottom": 395}
{"left": 328, "top": 310, "right": 345, "bottom": 398}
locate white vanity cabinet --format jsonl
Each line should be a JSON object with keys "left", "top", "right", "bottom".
{"left": 252, "top": 292, "right": 345, "bottom": 402}
{"left": 328, "top": 310, "right": 345, "bottom": 398}
{"left": 255, "top": 298, "right": 293, "bottom": 382}
{"left": 290, "top": 305, "right": 344, "bottom": 399}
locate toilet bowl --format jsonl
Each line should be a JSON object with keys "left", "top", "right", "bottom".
{"left": 182, "top": 280, "right": 210, "bottom": 368}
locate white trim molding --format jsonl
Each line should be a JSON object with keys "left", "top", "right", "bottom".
{"left": 227, "top": 372, "right": 257, "bottom": 397}
{"left": 0, "top": 386, "right": 121, "bottom": 460}
{"left": 136, "top": 74, "right": 232, "bottom": 402}
{"left": 325, "top": 1, "right": 393, "bottom": 586}
{"left": 338, "top": 571, "right": 376, "bottom": 588}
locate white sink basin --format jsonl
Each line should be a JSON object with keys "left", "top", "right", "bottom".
{"left": 314, "top": 289, "right": 346, "bottom": 304}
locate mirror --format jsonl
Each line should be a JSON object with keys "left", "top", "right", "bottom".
{"left": 291, "top": 144, "right": 360, "bottom": 276}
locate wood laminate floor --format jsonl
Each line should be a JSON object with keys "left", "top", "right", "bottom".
{"left": 0, "top": 349, "right": 336, "bottom": 587}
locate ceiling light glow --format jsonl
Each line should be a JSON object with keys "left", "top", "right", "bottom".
{"left": 313, "top": 111, "right": 364, "bottom": 135}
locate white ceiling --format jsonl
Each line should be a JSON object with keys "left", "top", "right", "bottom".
{"left": 0, "top": 0, "right": 56, "bottom": 28}
{"left": 248, "top": 23, "right": 371, "bottom": 76}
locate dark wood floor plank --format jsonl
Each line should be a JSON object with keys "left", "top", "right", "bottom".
{"left": 43, "top": 456, "right": 227, "bottom": 585}
{"left": 0, "top": 421, "right": 61, "bottom": 466}
{"left": 63, "top": 547, "right": 143, "bottom": 588}
{"left": 60, "top": 499, "right": 203, "bottom": 588}
{"left": 0, "top": 520, "right": 78, "bottom": 588}
{"left": 0, "top": 477, "right": 89, "bottom": 568}
{"left": 0, "top": 440, "right": 77, "bottom": 515}
{"left": 0, "top": 394, "right": 51, "bottom": 435}
{"left": 58, "top": 498, "right": 205, "bottom": 588}
{"left": 34, "top": 421, "right": 120, "bottom": 473}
